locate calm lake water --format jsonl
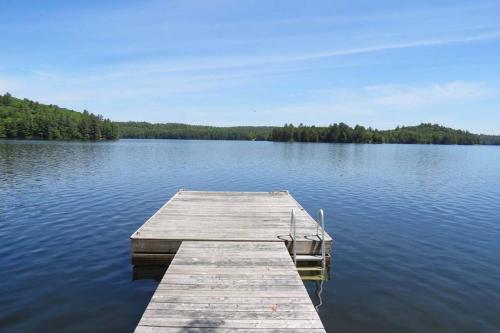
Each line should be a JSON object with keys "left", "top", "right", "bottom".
{"left": 1, "top": 139, "right": 499, "bottom": 332}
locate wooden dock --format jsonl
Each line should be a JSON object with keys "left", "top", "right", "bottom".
{"left": 135, "top": 241, "right": 326, "bottom": 332}
{"left": 131, "top": 190, "right": 332, "bottom": 265}
{"left": 131, "top": 190, "right": 332, "bottom": 332}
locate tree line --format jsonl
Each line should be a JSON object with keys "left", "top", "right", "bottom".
{"left": 270, "top": 123, "right": 485, "bottom": 145}
{"left": 118, "top": 122, "right": 272, "bottom": 141}
{"left": 1, "top": 93, "right": 499, "bottom": 145}
{"left": 0, "top": 93, "right": 119, "bottom": 140}
{"left": 479, "top": 134, "right": 500, "bottom": 145}
{"left": 120, "top": 122, "right": 492, "bottom": 145}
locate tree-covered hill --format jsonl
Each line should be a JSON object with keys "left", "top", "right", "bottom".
{"left": 270, "top": 123, "right": 488, "bottom": 145}
{"left": 0, "top": 93, "right": 119, "bottom": 140}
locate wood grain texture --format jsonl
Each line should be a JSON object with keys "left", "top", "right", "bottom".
{"left": 131, "top": 191, "right": 332, "bottom": 256}
{"left": 135, "top": 241, "right": 325, "bottom": 332}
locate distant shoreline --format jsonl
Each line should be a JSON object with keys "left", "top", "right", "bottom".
{"left": 3, "top": 136, "right": 500, "bottom": 147}
{"left": 1, "top": 93, "right": 499, "bottom": 145}
{"left": 118, "top": 121, "right": 500, "bottom": 145}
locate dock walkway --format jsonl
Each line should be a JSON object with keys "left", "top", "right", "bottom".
{"left": 132, "top": 191, "right": 331, "bottom": 332}
{"left": 135, "top": 241, "right": 326, "bottom": 332}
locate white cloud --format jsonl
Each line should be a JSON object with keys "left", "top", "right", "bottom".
{"left": 291, "top": 30, "right": 500, "bottom": 61}
{"left": 368, "top": 81, "right": 494, "bottom": 107}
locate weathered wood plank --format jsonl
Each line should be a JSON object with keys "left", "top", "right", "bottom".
{"left": 134, "top": 241, "right": 325, "bottom": 332}
{"left": 150, "top": 295, "right": 315, "bottom": 304}
{"left": 137, "top": 318, "right": 325, "bottom": 329}
{"left": 142, "top": 309, "right": 322, "bottom": 320}
{"left": 152, "top": 290, "right": 310, "bottom": 298}
{"left": 156, "top": 283, "right": 305, "bottom": 291}
{"left": 136, "top": 328, "right": 326, "bottom": 333}
{"left": 162, "top": 273, "right": 302, "bottom": 280}
{"left": 159, "top": 278, "right": 303, "bottom": 286}
{"left": 145, "top": 302, "right": 317, "bottom": 312}
{"left": 130, "top": 190, "right": 333, "bottom": 250}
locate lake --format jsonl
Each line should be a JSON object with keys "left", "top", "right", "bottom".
{"left": 1, "top": 139, "right": 499, "bottom": 332}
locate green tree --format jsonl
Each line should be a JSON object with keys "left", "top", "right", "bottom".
{"left": 0, "top": 95, "right": 118, "bottom": 141}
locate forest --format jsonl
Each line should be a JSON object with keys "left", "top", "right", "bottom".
{"left": 118, "top": 122, "right": 272, "bottom": 141}
{"left": 120, "top": 121, "right": 495, "bottom": 145}
{"left": 0, "top": 93, "right": 119, "bottom": 140}
{"left": 269, "top": 123, "right": 487, "bottom": 145}
{"left": 1, "top": 93, "right": 499, "bottom": 145}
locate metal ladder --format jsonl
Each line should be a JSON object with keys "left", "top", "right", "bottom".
{"left": 290, "top": 209, "right": 327, "bottom": 277}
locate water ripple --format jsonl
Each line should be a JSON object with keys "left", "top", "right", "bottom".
{"left": 1, "top": 140, "right": 499, "bottom": 332}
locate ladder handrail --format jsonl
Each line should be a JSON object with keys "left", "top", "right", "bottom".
{"left": 318, "top": 209, "right": 326, "bottom": 272}
{"left": 291, "top": 209, "right": 326, "bottom": 273}
{"left": 315, "top": 209, "right": 326, "bottom": 312}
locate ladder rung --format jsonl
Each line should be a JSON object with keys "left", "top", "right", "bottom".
{"left": 295, "top": 255, "right": 323, "bottom": 261}
{"left": 300, "top": 275, "right": 325, "bottom": 281}
{"left": 296, "top": 266, "right": 323, "bottom": 271}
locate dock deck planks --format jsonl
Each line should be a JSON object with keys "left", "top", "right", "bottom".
{"left": 135, "top": 241, "right": 326, "bottom": 332}
{"left": 131, "top": 191, "right": 333, "bottom": 263}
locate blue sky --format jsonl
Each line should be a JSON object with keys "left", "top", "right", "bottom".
{"left": 1, "top": 0, "right": 500, "bottom": 133}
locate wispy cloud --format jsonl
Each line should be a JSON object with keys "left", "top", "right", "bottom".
{"left": 368, "top": 81, "right": 495, "bottom": 107}
{"left": 27, "top": 27, "right": 500, "bottom": 85}
{"left": 291, "top": 31, "right": 500, "bottom": 61}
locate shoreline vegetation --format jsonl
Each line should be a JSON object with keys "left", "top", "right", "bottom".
{"left": 0, "top": 93, "right": 119, "bottom": 140}
{"left": 118, "top": 121, "right": 494, "bottom": 145}
{"left": 1, "top": 93, "right": 499, "bottom": 144}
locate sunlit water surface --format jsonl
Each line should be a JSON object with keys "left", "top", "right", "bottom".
{"left": 1, "top": 139, "right": 499, "bottom": 332}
